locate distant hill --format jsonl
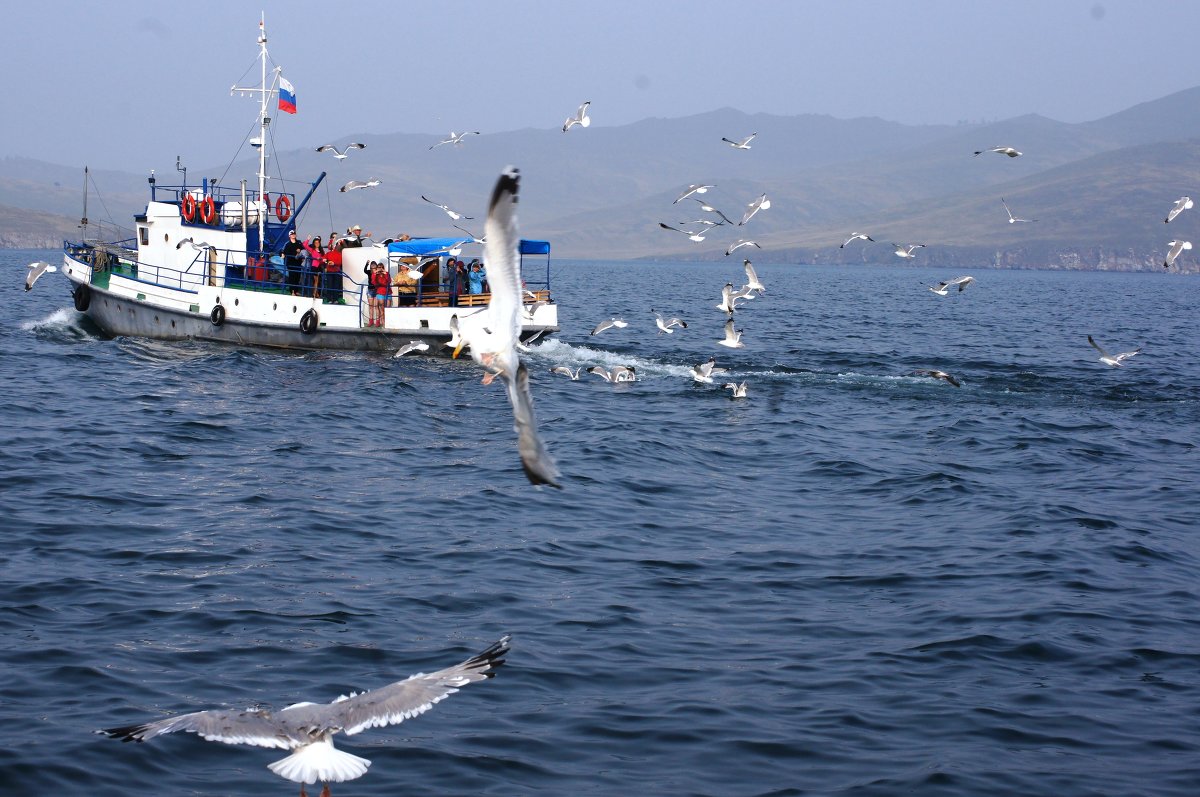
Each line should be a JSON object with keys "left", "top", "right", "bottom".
{"left": 4, "top": 87, "right": 1200, "bottom": 272}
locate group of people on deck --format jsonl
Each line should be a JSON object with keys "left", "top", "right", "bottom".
{"left": 279, "top": 224, "right": 370, "bottom": 303}
{"left": 446, "top": 257, "right": 487, "bottom": 305}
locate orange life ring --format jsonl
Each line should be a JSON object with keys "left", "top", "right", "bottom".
{"left": 181, "top": 194, "right": 197, "bottom": 222}
{"left": 200, "top": 196, "right": 217, "bottom": 225}
{"left": 275, "top": 195, "right": 292, "bottom": 222}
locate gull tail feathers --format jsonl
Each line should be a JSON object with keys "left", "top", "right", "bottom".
{"left": 267, "top": 741, "right": 371, "bottom": 785}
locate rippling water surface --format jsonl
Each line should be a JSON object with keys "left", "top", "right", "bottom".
{"left": 3, "top": 249, "right": 1198, "bottom": 796}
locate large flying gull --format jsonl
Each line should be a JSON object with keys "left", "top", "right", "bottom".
{"left": 652, "top": 309, "right": 687, "bottom": 334}
{"left": 452, "top": 167, "right": 561, "bottom": 487}
{"left": 590, "top": 317, "right": 628, "bottom": 336}
{"left": 658, "top": 222, "right": 708, "bottom": 242}
{"left": 841, "top": 232, "right": 875, "bottom": 248}
{"left": 563, "top": 101, "right": 591, "bottom": 132}
{"left": 718, "top": 318, "right": 744, "bottom": 349}
{"left": 99, "top": 637, "right": 509, "bottom": 797}
{"left": 742, "top": 259, "right": 765, "bottom": 294}
{"left": 893, "top": 243, "right": 926, "bottom": 259}
{"left": 315, "top": 143, "right": 365, "bottom": 160}
{"left": 739, "top": 194, "right": 771, "bottom": 226}
{"left": 340, "top": 179, "right": 381, "bottom": 193}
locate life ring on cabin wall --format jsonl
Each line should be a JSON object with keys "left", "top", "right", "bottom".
{"left": 299, "top": 308, "right": 318, "bottom": 335}
{"left": 275, "top": 195, "right": 292, "bottom": 222}
{"left": 181, "top": 194, "right": 197, "bottom": 223}
{"left": 200, "top": 196, "right": 217, "bottom": 225}
{"left": 210, "top": 304, "right": 226, "bottom": 327}
{"left": 73, "top": 282, "right": 92, "bottom": 312}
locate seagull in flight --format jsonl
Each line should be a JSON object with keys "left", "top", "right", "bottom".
{"left": 691, "top": 357, "right": 727, "bottom": 383}
{"left": 99, "top": 637, "right": 509, "bottom": 797}
{"left": 973, "top": 146, "right": 1021, "bottom": 157}
{"left": 24, "top": 261, "right": 57, "bottom": 291}
{"left": 549, "top": 366, "right": 581, "bottom": 380}
{"left": 175, "top": 237, "right": 215, "bottom": 251}
{"left": 725, "top": 239, "right": 760, "bottom": 256}
{"left": 722, "top": 132, "right": 756, "bottom": 150}
{"left": 691, "top": 198, "right": 736, "bottom": 225}
{"left": 422, "top": 196, "right": 474, "bottom": 221}
{"left": 840, "top": 232, "right": 875, "bottom": 248}
{"left": 674, "top": 184, "right": 715, "bottom": 204}
{"left": 928, "top": 275, "right": 975, "bottom": 295}
{"left": 429, "top": 131, "right": 480, "bottom": 150}
{"left": 452, "top": 224, "right": 486, "bottom": 245}
{"left": 724, "top": 381, "right": 748, "bottom": 398}
{"left": 1164, "top": 239, "right": 1192, "bottom": 269}
{"left": 652, "top": 309, "right": 687, "bottom": 334}
{"left": 742, "top": 259, "right": 765, "bottom": 294}
{"left": 892, "top": 243, "right": 926, "bottom": 259}
{"left": 587, "top": 365, "right": 636, "bottom": 382}
{"left": 740, "top": 194, "right": 771, "bottom": 225}
{"left": 1001, "top": 198, "right": 1035, "bottom": 223}
{"left": 316, "top": 143, "right": 366, "bottom": 160}
{"left": 451, "top": 167, "right": 560, "bottom": 487}
{"left": 716, "top": 282, "right": 738, "bottom": 315}
{"left": 1087, "top": 335, "right": 1141, "bottom": 367}
{"left": 393, "top": 341, "right": 430, "bottom": 358}
{"left": 718, "top": 318, "right": 744, "bottom": 349}
{"left": 1165, "top": 196, "right": 1193, "bottom": 223}
{"left": 563, "top": 101, "right": 591, "bottom": 132}
{"left": 658, "top": 222, "right": 708, "bottom": 242}
{"left": 912, "top": 369, "right": 961, "bottom": 387}
{"left": 340, "top": 179, "right": 381, "bottom": 193}
{"left": 590, "top": 317, "right": 628, "bottom": 336}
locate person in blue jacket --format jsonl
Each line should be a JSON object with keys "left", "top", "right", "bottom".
{"left": 467, "top": 260, "right": 487, "bottom": 294}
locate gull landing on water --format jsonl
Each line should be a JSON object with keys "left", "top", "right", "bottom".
{"left": 724, "top": 381, "right": 748, "bottom": 398}
{"left": 1164, "top": 239, "right": 1192, "bottom": 269}
{"left": 315, "top": 142, "right": 365, "bottom": 160}
{"left": 563, "top": 101, "right": 591, "bottom": 132}
{"left": 587, "top": 365, "right": 636, "bottom": 383}
{"left": 722, "top": 132, "right": 756, "bottom": 150}
{"left": 928, "top": 275, "right": 975, "bottom": 295}
{"left": 429, "top": 131, "right": 480, "bottom": 150}
{"left": 99, "top": 637, "right": 510, "bottom": 797}
{"left": 393, "top": 341, "right": 430, "bottom": 358}
{"left": 25, "top": 261, "right": 57, "bottom": 291}
{"left": 652, "top": 309, "right": 687, "bottom": 334}
{"left": 718, "top": 317, "right": 744, "bottom": 348}
{"left": 1088, "top": 335, "right": 1141, "bottom": 367}
{"left": 549, "top": 366, "right": 581, "bottom": 380}
{"left": 974, "top": 146, "right": 1021, "bottom": 158}
{"left": 912, "top": 369, "right": 961, "bottom": 387}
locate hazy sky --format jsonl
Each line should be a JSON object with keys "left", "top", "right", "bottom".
{"left": 5, "top": 1, "right": 1199, "bottom": 173}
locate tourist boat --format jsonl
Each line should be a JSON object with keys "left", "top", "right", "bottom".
{"left": 58, "top": 19, "right": 557, "bottom": 353}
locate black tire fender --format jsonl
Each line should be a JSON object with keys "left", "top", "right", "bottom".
{"left": 210, "top": 304, "right": 226, "bottom": 326}
{"left": 72, "top": 282, "right": 91, "bottom": 312}
{"left": 300, "top": 308, "right": 318, "bottom": 335}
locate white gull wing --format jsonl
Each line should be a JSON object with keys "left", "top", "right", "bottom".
{"left": 743, "top": 259, "right": 765, "bottom": 293}
{"left": 478, "top": 167, "right": 561, "bottom": 487}
{"left": 25, "top": 261, "right": 57, "bottom": 291}
{"left": 1166, "top": 196, "right": 1194, "bottom": 223}
{"left": 99, "top": 708, "right": 296, "bottom": 749}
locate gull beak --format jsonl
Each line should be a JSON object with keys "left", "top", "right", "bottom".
{"left": 452, "top": 341, "right": 466, "bottom": 358}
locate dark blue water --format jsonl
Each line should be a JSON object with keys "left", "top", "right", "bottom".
{"left": 3, "top": 248, "right": 1198, "bottom": 796}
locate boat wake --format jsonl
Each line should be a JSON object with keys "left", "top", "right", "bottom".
{"left": 21, "top": 308, "right": 100, "bottom": 342}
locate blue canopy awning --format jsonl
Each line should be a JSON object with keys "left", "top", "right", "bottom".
{"left": 386, "top": 238, "right": 551, "bottom": 256}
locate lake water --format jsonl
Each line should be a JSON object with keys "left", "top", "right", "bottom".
{"left": 2, "top": 249, "right": 1198, "bottom": 796}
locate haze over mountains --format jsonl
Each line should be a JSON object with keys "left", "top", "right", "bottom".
{"left": 4, "top": 86, "right": 1200, "bottom": 271}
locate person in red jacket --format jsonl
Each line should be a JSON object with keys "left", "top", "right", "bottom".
{"left": 322, "top": 239, "right": 344, "bottom": 303}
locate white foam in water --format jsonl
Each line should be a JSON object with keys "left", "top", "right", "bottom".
{"left": 20, "top": 307, "right": 81, "bottom": 333}
{"left": 528, "top": 338, "right": 696, "bottom": 379}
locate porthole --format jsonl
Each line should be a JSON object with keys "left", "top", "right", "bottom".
{"left": 234, "top": 298, "right": 239, "bottom": 306}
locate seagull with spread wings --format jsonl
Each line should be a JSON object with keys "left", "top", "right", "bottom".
{"left": 421, "top": 196, "right": 474, "bottom": 221}
{"left": 1087, "top": 335, "right": 1141, "bottom": 367}
{"left": 340, "top": 179, "right": 381, "bottom": 193}
{"left": 841, "top": 232, "right": 875, "bottom": 248}
{"left": 315, "top": 143, "right": 366, "bottom": 160}
{"left": 973, "top": 146, "right": 1021, "bottom": 157}
{"left": 674, "top": 184, "right": 715, "bottom": 204}
{"left": 429, "top": 131, "right": 480, "bottom": 150}
{"left": 722, "top": 132, "right": 756, "bottom": 150}
{"left": 563, "top": 101, "right": 591, "bottom": 132}
{"left": 99, "top": 637, "right": 509, "bottom": 797}
{"left": 24, "top": 261, "right": 57, "bottom": 291}
{"left": 739, "top": 194, "right": 771, "bottom": 225}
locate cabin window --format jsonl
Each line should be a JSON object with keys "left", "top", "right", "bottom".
{"left": 139, "top": 227, "right": 149, "bottom": 246}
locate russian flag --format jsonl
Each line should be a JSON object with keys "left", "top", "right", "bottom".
{"left": 278, "top": 77, "right": 297, "bottom": 115}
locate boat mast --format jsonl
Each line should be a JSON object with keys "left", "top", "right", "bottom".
{"left": 231, "top": 15, "right": 276, "bottom": 254}
{"left": 80, "top": 166, "right": 89, "bottom": 235}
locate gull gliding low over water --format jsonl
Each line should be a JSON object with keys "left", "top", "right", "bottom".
{"left": 452, "top": 167, "right": 560, "bottom": 487}
{"left": 99, "top": 637, "right": 510, "bottom": 797}
{"left": 718, "top": 318, "right": 744, "bottom": 348}
{"left": 590, "top": 317, "right": 628, "bottom": 336}
{"left": 1164, "top": 239, "right": 1192, "bottom": 269}
{"left": 912, "top": 369, "right": 961, "bottom": 387}
{"left": 652, "top": 309, "right": 688, "bottom": 333}
{"left": 928, "top": 275, "right": 975, "bottom": 295}
{"left": 1088, "top": 335, "right": 1141, "bottom": 367}
{"left": 1165, "top": 196, "right": 1193, "bottom": 223}
{"left": 742, "top": 259, "right": 765, "bottom": 294}
{"left": 393, "top": 341, "right": 430, "bottom": 358}
{"left": 24, "top": 261, "right": 57, "bottom": 291}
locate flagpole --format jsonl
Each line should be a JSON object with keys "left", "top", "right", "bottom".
{"left": 257, "top": 14, "right": 268, "bottom": 255}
